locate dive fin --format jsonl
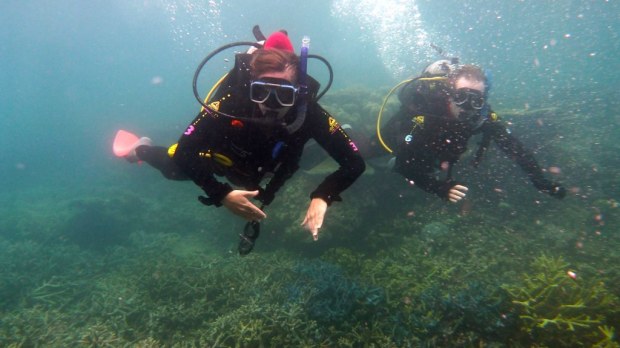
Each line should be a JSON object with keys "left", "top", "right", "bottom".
{"left": 113, "top": 130, "right": 140, "bottom": 157}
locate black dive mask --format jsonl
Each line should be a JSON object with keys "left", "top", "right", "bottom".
{"left": 453, "top": 88, "right": 485, "bottom": 110}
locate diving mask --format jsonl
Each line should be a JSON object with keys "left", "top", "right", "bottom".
{"left": 453, "top": 88, "right": 485, "bottom": 110}
{"left": 250, "top": 78, "right": 298, "bottom": 107}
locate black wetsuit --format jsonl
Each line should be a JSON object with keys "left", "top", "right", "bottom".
{"left": 385, "top": 106, "right": 565, "bottom": 200}
{"left": 139, "top": 53, "right": 365, "bottom": 208}
{"left": 172, "top": 99, "right": 365, "bottom": 207}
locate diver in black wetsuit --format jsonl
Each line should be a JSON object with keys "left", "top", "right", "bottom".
{"left": 378, "top": 61, "right": 565, "bottom": 202}
{"left": 120, "top": 31, "right": 365, "bottom": 254}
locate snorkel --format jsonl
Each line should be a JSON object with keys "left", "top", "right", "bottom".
{"left": 285, "top": 36, "right": 310, "bottom": 134}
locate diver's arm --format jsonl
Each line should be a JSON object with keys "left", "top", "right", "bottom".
{"left": 172, "top": 111, "right": 234, "bottom": 206}
{"left": 308, "top": 105, "right": 366, "bottom": 205}
{"left": 393, "top": 138, "right": 464, "bottom": 201}
{"left": 486, "top": 121, "right": 565, "bottom": 198}
{"left": 396, "top": 158, "right": 462, "bottom": 200}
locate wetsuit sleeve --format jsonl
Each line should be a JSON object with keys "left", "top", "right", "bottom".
{"left": 308, "top": 104, "right": 366, "bottom": 205}
{"left": 172, "top": 111, "right": 233, "bottom": 206}
{"left": 394, "top": 143, "right": 458, "bottom": 200}
{"left": 485, "top": 120, "right": 565, "bottom": 198}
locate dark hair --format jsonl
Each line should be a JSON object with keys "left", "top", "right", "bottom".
{"left": 250, "top": 49, "right": 299, "bottom": 80}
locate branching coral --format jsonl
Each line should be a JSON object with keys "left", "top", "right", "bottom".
{"left": 502, "top": 254, "right": 619, "bottom": 346}
{"left": 286, "top": 260, "right": 384, "bottom": 325}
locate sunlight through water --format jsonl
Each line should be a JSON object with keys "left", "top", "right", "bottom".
{"left": 331, "top": 0, "right": 449, "bottom": 79}
{"left": 160, "top": 0, "right": 224, "bottom": 52}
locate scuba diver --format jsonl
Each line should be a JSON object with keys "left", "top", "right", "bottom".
{"left": 113, "top": 28, "right": 365, "bottom": 255}
{"left": 375, "top": 59, "right": 566, "bottom": 203}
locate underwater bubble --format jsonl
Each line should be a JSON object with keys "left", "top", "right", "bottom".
{"left": 331, "top": 0, "right": 441, "bottom": 79}
{"left": 150, "top": 76, "right": 164, "bottom": 85}
{"left": 158, "top": 0, "right": 224, "bottom": 52}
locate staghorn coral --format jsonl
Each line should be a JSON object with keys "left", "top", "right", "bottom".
{"left": 286, "top": 260, "right": 384, "bottom": 325}
{"left": 502, "top": 254, "right": 619, "bottom": 346}
{"left": 79, "top": 322, "right": 121, "bottom": 347}
{"left": 201, "top": 300, "right": 319, "bottom": 347}
{"left": 0, "top": 305, "right": 80, "bottom": 347}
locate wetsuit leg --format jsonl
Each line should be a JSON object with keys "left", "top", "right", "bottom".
{"left": 136, "top": 145, "right": 188, "bottom": 180}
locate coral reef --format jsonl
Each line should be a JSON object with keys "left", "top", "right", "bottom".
{"left": 286, "top": 260, "right": 384, "bottom": 325}
{"left": 1, "top": 85, "right": 619, "bottom": 347}
{"left": 502, "top": 254, "right": 619, "bottom": 346}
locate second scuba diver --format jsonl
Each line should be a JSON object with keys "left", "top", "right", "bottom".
{"left": 376, "top": 60, "right": 566, "bottom": 203}
{"left": 114, "top": 29, "right": 365, "bottom": 254}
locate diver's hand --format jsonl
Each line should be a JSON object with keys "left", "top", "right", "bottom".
{"left": 532, "top": 178, "right": 567, "bottom": 200}
{"left": 448, "top": 185, "right": 468, "bottom": 203}
{"left": 222, "top": 190, "right": 267, "bottom": 221}
{"left": 549, "top": 184, "right": 566, "bottom": 199}
{"left": 301, "top": 198, "right": 328, "bottom": 241}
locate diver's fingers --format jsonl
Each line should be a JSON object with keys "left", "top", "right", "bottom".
{"left": 246, "top": 203, "right": 267, "bottom": 220}
{"left": 223, "top": 190, "right": 266, "bottom": 221}
{"left": 243, "top": 190, "right": 260, "bottom": 199}
{"left": 235, "top": 204, "right": 265, "bottom": 221}
{"left": 448, "top": 185, "right": 468, "bottom": 203}
{"left": 241, "top": 190, "right": 266, "bottom": 219}
{"left": 308, "top": 224, "right": 320, "bottom": 241}
{"left": 453, "top": 185, "right": 469, "bottom": 193}
{"left": 301, "top": 215, "right": 319, "bottom": 240}
{"left": 301, "top": 213, "right": 318, "bottom": 239}
{"left": 301, "top": 198, "right": 327, "bottom": 241}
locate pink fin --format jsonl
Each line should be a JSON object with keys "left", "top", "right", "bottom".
{"left": 113, "top": 130, "right": 140, "bottom": 157}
